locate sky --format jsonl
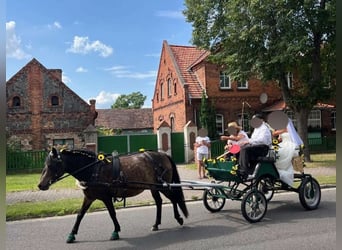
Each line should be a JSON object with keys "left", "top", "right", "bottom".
{"left": 6, "top": 0, "right": 194, "bottom": 109}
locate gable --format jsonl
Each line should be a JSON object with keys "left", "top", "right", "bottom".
{"left": 168, "top": 43, "right": 207, "bottom": 99}
{"left": 6, "top": 58, "right": 91, "bottom": 112}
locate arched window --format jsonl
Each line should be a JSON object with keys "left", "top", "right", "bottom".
{"left": 51, "top": 96, "right": 59, "bottom": 106}
{"left": 12, "top": 96, "right": 21, "bottom": 107}
{"left": 167, "top": 78, "right": 172, "bottom": 97}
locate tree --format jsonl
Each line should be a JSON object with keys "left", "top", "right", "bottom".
{"left": 184, "top": 0, "right": 336, "bottom": 161}
{"left": 111, "top": 91, "right": 146, "bottom": 109}
{"left": 199, "top": 91, "right": 217, "bottom": 139}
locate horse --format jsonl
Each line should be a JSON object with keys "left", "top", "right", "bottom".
{"left": 38, "top": 147, "right": 189, "bottom": 243}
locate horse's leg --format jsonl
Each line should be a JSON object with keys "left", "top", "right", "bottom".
{"left": 162, "top": 191, "right": 184, "bottom": 226}
{"left": 67, "top": 196, "right": 94, "bottom": 243}
{"left": 150, "top": 190, "right": 163, "bottom": 231}
{"left": 102, "top": 197, "right": 121, "bottom": 240}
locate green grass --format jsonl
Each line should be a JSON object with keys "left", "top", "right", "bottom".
{"left": 305, "top": 153, "right": 336, "bottom": 168}
{"left": 6, "top": 198, "right": 154, "bottom": 221}
{"left": 6, "top": 173, "right": 78, "bottom": 192}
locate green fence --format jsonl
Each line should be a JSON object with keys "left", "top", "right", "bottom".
{"left": 98, "top": 134, "right": 158, "bottom": 155}
{"left": 210, "top": 136, "right": 336, "bottom": 157}
{"left": 6, "top": 150, "right": 46, "bottom": 172}
{"left": 6, "top": 136, "right": 336, "bottom": 172}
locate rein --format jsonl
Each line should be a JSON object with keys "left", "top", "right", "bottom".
{"left": 51, "top": 159, "right": 102, "bottom": 185}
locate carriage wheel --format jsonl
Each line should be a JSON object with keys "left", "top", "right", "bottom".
{"left": 203, "top": 187, "right": 226, "bottom": 212}
{"left": 299, "top": 177, "right": 321, "bottom": 210}
{"left": 256, "top": 176, "right": 275, "bottom": 202}
{"left": 241, "top": 189, "right": 267, "bottom": 223}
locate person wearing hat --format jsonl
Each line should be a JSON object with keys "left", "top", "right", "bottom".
{"left": 221, "top": 121, "right": 249, "bottom": 149}
{"left": 195, "top": 128, "right": 211, "bottom": 179}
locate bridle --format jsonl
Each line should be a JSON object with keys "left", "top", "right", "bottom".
{"left": 47, "top": 150, "right": 104, "bottom": 185}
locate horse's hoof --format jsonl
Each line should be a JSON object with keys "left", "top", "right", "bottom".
{"left": 110, "top": 231, "right": 120, "bottom": 240}
{"left": 66, "top": 233, "right": 75, "bottom": 243}
{"left": 151, "top": 225, "right": 159, "bottom": 231}
{"left": 177, "top": 217, "right": 184, "bottom": 226}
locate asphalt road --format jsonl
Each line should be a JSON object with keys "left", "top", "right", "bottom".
{"left": 6, "top": 188, "right": 336, "bottom": 250}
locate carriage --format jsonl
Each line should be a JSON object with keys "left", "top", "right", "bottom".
{"left": 198, "top": 148, "right": 321, "bottom": 223}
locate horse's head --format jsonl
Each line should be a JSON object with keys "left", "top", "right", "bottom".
{"left": 38, "top": 147, "right": 65, "bottom": 190}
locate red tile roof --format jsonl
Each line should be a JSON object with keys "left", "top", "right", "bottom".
{"left": 168, "top": 43, "right": 208, "bottom": 99}
{"left": 95, "top": 108, "right": 153, "bottom": 130}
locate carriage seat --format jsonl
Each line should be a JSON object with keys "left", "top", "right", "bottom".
{"left": 256, "top": 149, "right": 276, "bottom": 163}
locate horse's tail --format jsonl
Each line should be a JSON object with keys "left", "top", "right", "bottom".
{"left": 167, "top": 155, "right": 189, "bottom": 218}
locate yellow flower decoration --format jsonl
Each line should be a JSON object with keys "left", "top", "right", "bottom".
{"left": 139, "top": 148, "right": 145, "bottom": 152}
{"left": 219, "top": 158, "right": 225, "bottom": 162}
{"left": 230, "top": 170, "right": 237, "bottom": 175}
{"left": 273, "top": 145, "right": 279, "bottom": 151}
{"left": 98, "top": 153, "right": 105, "bottom": 161}
{"left": 272, "top": 139, "right": 279, "bottom": 144}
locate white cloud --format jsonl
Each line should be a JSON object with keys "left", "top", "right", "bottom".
{"left": 6, "top": 21, "right": 31, "bottom": 59}
{"left": 105, "top": 65, "right": 157, "bottom": 79}
{"left": 62, "top": 72, "right": 71, "bottom": 84}
{"left": 156, "top": 10, "right": 184, "bottom": 19}
{"left": 48, "top": 21, "right": 62, "bottom": 29}
{"left": 76, "top": 66, "right": 88, "bottom": 73}
{"left": 92, "top": 91, "right": 120, "bottom": 108}
{"left": 67, "top": 36, "right": 113, "bottom": 57}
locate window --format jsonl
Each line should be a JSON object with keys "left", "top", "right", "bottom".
{"left": 167, "top": 78, "right": 172, "bottom": 97}
{"left": 286, "top": 72, "right": 293, "bottom": 89}
{"left": 51, "top": 96, "right": 59, "bottom": 106}
{"left": 53, "top": 139, "right": 74, "bottom": 149}
{"left": 238, "top": 113, "right": 250, "bottom": 133}
{"left": 286, "top": 111, "right": 297, "bottom": 128}
{"left": 216, "top": 114, "right": 224, "bottom": 135}
{"left": 237, "top": 80, "right": 248, "bottom": 89}
{"left": 331, "top": 110, "right": 336, "bottom": 130}
{"left": 160, "top": 82, "right": 164, "bottom": 100}
{"left": 170, "top": 116, "right": 175, "bottom": 131}
{"left": 219, "top": 71, "right": 231, "bottom": 89}
{"left": 173, "top": 82, "right": 177, "bottom": 95}
{"left": 308, "top": 110, "right": 321, "bottom": 129}
{"left": 12, "top": 96, "right": 21, "bottom": 107}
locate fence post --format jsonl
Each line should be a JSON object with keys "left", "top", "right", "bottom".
{"left": 156, "top": 121, "right": 171, "bottom": 156}
{"left": 184, "top": 121, "right": 197, "bottom": 163}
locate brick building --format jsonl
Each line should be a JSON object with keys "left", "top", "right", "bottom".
{"left": 6, "top": 58, "right": 98, "bottom": 151}
{"left": 152, "top": 40, "right": 283, "bottom": 136}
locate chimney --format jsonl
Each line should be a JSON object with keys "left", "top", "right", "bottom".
{"left": 89, "top": 99, "right": 97, "bottom": 125}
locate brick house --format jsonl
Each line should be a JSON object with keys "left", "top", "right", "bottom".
{"left": 95, "top": 108, "right": 153, "bottom": 134}
{"left": 6, "top": 58, "right": 98, "bottom": 151}
{"left": 152, "top": 40, "right": 283, "bottom": 137}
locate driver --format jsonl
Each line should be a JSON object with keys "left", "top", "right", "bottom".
{"left": 237, "top": 114, "right": 272, "bottom": 179}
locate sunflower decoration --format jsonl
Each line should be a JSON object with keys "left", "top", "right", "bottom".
{"left": 272, "top": 138, "right": 280, "bottom": 160}
{"left": 230, "top": 156, "right": 239, "bottom": 175}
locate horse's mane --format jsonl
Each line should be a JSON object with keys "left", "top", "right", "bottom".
{"left": 60, "top": 149, "right": 97, "bottom": 159}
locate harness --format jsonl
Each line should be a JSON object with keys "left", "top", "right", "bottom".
{"left": 53, "top": 150, "right": 169, "bottom": 206}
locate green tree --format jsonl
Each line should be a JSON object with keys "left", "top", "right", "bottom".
{"left": 199, "top": 91, "right": 217, "bottom": 139}
{"left": 184, "top": 0, "right": 336, "bottom": 161}
{"left": 111, "top": 91, "right": 147, "bottom": 109}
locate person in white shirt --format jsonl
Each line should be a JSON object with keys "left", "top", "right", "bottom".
{"left": 220, "top": 121, "right": 248, "bottom": 159}
{"left": 195, "top": 128, "right": 211, "bottom": 179}
{"left": 238, "top": 114, "right": 272, "bottom": 179}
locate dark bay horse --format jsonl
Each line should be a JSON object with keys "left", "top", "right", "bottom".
{"left": 38, "top": 148, "right": 189, "bottom": 243}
